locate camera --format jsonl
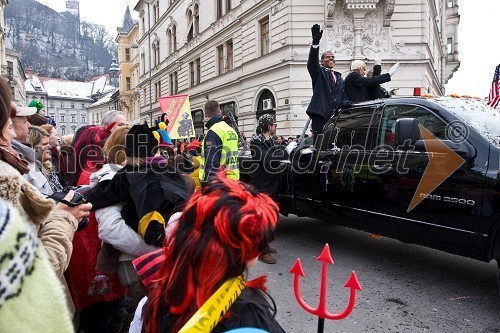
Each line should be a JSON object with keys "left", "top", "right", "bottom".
{"left": 50, "top": 186, "right": 91, "bottom": 231}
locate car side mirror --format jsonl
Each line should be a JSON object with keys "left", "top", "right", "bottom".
{"left": 395, "top": 118, "right": 420, "bottom": 147}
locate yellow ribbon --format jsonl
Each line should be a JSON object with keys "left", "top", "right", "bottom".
{"left": 179, "top": 275, "right": 247, "bottom": 333}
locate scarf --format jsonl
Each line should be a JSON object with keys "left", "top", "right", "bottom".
{"left": 0, "top": 141, "right": 30, "bottom": 175}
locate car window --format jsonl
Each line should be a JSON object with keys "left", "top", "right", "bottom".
{"left": 377, "top": 104, "right": 447, "bottom": 147}
{"left": 326, "top": 107, "right": 374, "bottom": 150}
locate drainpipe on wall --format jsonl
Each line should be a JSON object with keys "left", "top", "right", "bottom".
{"left": 440, "top": 0, "right": 446, "bottom": 95}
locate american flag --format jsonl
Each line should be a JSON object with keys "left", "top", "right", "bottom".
{"left": 487, "top": 64, "right": 500, "bottom": 109}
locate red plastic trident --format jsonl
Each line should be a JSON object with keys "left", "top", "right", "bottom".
{"left": 289, "top": 244, "right": 362, "bottom": 333}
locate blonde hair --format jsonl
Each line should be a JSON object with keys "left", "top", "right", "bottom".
{"left": 60, "top": 134, "right": 74, "bottom": 147}
{"left": 40, "top": 124, "right": 54, "bottom": 135}
{"left": 103, "top": 125, "right": 130, "bottom": 165}
{"left": 28, "top": 126, "right": 49, "bottom": 147}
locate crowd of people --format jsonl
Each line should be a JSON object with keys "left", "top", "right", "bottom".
{"left": 0, "top": 21, "right": 399, "bottom": 333}
{"left": 0, "top": 75, "right": 288, "bottom": 332}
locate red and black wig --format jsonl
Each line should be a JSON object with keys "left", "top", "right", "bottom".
{"left": 144, "top": 177, "right": 279, "bottom": 333}
{"left": 66, "top": 125, "right": 107, "bottom": 186}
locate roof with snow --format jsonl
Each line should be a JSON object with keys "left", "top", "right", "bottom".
{"left": 89, "top": 88, "right": 118, "bottom": 107}
{"left": 25, "top": 74, "right": 115, "bottom": 101}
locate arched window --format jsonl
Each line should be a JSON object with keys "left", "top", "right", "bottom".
{"left": 172, "top": 26, "right": 177, "bottom": 52}
{"left": 187, "top": 10, "right": 194, "bottom": 41}
{"left": 256, "top": 89, "right": 276, "bottom": 120}
{"left": 194, "top": 4, "right": 199, "bottom": 35}
{"left": 167, "top": 30, "right": 172, "bottom": 55}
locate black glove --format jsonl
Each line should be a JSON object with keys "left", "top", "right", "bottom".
{"left": 311, "top": 24, "right": 323, "bottom": 45}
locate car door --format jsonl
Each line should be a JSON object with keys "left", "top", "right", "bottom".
{"left": 364, "top": 103, "right": 483, "bottom": 257}
{"left": 314, "top": 106, "right": 377, "bottom": 220}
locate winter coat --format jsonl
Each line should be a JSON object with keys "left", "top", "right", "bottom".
{"left": 306, "top": 46, "right": 350, "bottom": 120}
{"left": 129, "top": 288, "right": 286, "bottom": 333}
{"left": 0, "top": 160, "right": 77, "bottom": 278}
{"left": 11, "top": 139, "right": 53, "bottom": 195}
{"left": 90, "top": 164, "right": 157, "bottom": 262}
{"left": 249, "top": 134, "right": 288, "bottom": 196}
{"left": 64, "top": 166, "right": 127, "bottom": 311}
{"left": 344, "top": 71, "right": 391, "bottom": 103}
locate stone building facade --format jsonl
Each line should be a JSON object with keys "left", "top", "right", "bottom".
{"left": 116, "top": 6, "right": 141, "bottom": 125}
{"left": 131, "top": 0, "right": 460, "bottom": 138}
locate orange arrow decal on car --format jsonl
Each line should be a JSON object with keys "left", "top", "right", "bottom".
{"left": 407, "top": 125, "right": 465, "bottom": 212}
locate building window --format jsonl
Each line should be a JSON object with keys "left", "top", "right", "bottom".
{"left": 92, "top": 114, "right": 95, "bottom": 123}
{"left": 217, "top": 45, "right": 224, "bottom": 75}
{"left": 81, "top": 103, "right": 85, "bottom": 109}
{"left": 196, "top": 57, "right": 201, "bottom": 85}
{"left": 155, "top": 81, "right": 161, "bottom": 100}
{"left": 82, "top": 115, "right": 86, "bottom": 123}
{"left": 6, "top": 61, "right": 13, "bottom": 76}
{"left": 49, "top": 102, "right": 54, "bottom": 108}
{"left": 260, "top": 17, "right": 270, "bottom": 56}
{"left": 216, "top": 0, "right": 230, "bottom": 18}
{"left": 153, "top": 2, "right": 159, "bottom": 22}
{"left": 226, "top": 40, "right": 233, "bottom": 71}
{"left": 153, "top": 41, "right": 160, "bottom": 66}
{"left": 125, "top": 48, "right": 130, "bottom": 61}
{"left": 60, "top": 115, "right": 65, "bottom": 122}
{"left": 71, "top": 115, "right": 76, "bottom": 123}
{"left": 141, "top": 53, "right": 146, "bottom": 74}
{"left": 143, "top": 88, "right": 147, "bottom": 105}
{"left": 189, "top": 61, "right": 195, "bottom": 87}
{"left": 126, "top": 77, "right": 131, "bottom": 90}
{"left": 10, "top": 86, "right": 15, "bottom": 99}
{"left": 217, "top": 41, "right": 233, "bottom": 75}
{"left": 173, "top": 71, "right": 178, "bottom": 94}
{"left": 71, "top": 103, "right": 75, "bottom": 108}
{"left": 172, "top": 26, "right": 177, "bottom": 52}
{"left": 71, "top": 126, "right": 76, "bottom": 133}
{"left": 194, "top": 4, "right": 199, "bottom": 36}
{"left": 447, "top": 0, "right": 454, "bottom": 7}
{"left": 61, "top": 126, "right": 66, "bottom": 135}
{"left": 141, "top": 17, "right": 145, "bottom": 35}
{"left": 447, "top": 37, "right": 453, "bottom": 54}
{"left": 60, "top": 102, "right": 64, "bottom": 108}
{"left": 217, "top": 0, "right": 223, "bottom": 18}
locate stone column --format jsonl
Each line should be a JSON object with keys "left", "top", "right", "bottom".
{"left": 344, "top": 0, "right": 380, "bottom": 58}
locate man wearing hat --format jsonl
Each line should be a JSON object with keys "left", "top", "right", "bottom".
{"left": 199, "top": 100, "right": 239, "bottom": 182}
{"left": 11, "top": 103, "right": 53, "bottom": 195}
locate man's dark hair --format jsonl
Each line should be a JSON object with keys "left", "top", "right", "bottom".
{"left": 321, "top": 51, "right": 334, "bottom": 60}
{"left": 204, "top": 100, "right": 220, "bottom": 119}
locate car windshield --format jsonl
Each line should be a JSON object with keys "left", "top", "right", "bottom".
{"left": 433, "top": 97, "right": 500, "bottom": 148}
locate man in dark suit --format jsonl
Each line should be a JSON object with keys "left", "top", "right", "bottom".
{"left": 306, "top": 24, "right": 350, "bottom": 140}
{"left": 345, "top": 59, "right": 399, "bottom": 103}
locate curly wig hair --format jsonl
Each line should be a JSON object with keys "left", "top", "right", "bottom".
{"left": 144, "top": 177, "right": 279, "bottom": 333}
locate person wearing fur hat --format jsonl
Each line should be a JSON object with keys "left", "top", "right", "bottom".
{"left": 84, "top": 124, "right": 192, "bottom": 295}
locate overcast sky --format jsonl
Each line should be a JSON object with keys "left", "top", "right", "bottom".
{"left": 37, "top": 0, "right": 499, "bottom": 98}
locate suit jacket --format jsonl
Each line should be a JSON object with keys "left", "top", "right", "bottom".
{"left": 344, "top": 71, "right": 391, "bottom": 103}
{"left": 306, "top": 46, "right": 349, "bottom": 120}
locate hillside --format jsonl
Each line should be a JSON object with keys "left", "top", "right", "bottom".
{"left": 4, "top": 0, "right": 116, "bottom": 81}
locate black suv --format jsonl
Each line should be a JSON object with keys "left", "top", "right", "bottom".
{"left": 275, "top": 97, "right": 500, "bottom": 283}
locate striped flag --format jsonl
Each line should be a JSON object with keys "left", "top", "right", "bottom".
{"left": 487, "top": 64, "right": 500, "bottom": 109}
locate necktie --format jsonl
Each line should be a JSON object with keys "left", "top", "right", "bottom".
{"left": 329, "top": 69, "right": 336, "bottom": 86}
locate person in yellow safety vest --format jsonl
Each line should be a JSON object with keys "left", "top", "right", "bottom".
{"left": 199, "top": 100, "right": 240, "bottom": 182}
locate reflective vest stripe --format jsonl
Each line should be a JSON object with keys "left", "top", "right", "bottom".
{"left": 200, "top": 121, "right": 239, "bottom": 181}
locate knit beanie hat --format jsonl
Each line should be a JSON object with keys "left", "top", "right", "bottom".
{"left": 0, "top": 199, "right": 74, "bottom": 332}
{"left": 28, "top": 100, "right": 44, "bottom": 113}
{"left": 125, "top": 124, "right": 158, "bottom": 158}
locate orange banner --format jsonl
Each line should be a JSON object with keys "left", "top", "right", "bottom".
{"left": 158, "top": 94, "right": 195, "bottom": 139}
